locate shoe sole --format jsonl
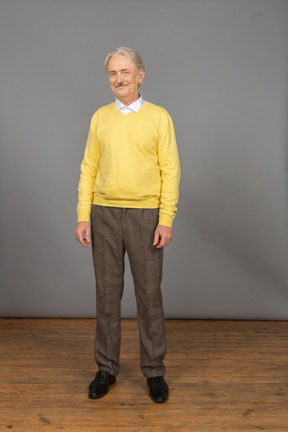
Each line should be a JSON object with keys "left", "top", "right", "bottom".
{"left": 149, "top": 393, "right": 169, "bottom": 403}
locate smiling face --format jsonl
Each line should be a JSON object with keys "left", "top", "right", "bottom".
{"left": 107, "top": 55, "right": 145, "bottom": 106}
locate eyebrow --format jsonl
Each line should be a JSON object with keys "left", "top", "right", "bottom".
{"left": 109, "top": 68, "right": 130, "bottom": 74}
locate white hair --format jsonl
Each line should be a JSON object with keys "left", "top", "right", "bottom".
{"left": 104, "top": 47, "right": 145, "bottom": 73}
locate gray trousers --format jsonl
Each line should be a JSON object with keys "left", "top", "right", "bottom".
{"left": 91, "top": 205, "right": 166, "bottom": 379}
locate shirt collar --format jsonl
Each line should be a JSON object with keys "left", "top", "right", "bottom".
{"left": 115, "top": 93, "right": 145, "bottom": 113}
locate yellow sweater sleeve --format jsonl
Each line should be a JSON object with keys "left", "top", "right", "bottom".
{"left": 157, "top": 111, "right": 181, "bottom": 228}
{"left": 77, "top": 113, "right": 101, "bottom": 222}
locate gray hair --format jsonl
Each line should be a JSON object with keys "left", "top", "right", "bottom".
{"left": 104, "top": 47, "right": 145, "bottom": 73}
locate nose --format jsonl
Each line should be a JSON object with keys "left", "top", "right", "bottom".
{"left": 116, "top": 72, "right": 123, "bottom": 83}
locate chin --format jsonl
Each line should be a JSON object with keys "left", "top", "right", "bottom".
{"left": 116, "top": 91, "right": 129, "bottom": 97}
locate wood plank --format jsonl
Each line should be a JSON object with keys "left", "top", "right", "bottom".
{"left": 0, "top": 319, "right": 287, "bottom": 431}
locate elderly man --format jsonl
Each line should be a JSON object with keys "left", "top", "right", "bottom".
{"left": 75, "top": 47, "right": 180, "bottom": 403}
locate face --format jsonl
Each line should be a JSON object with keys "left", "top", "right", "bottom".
{"left": 107, "top": 55, "right": 145, "bottom": 105}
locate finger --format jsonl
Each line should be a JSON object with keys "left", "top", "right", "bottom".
{"left": 82, "top": 233, "right": 88, "bottom": 245}
{"left": 157, "top": 234, "right": 172, "bottom": 248}
{"left": 79, "top": 236, "right": 87, "bottom": 247}
{"left": 153, "top": 230, "right": 160, "bottom": 246}
{"left": 85, "top": 227, "right": 91, "bottom": 244}
{"left": 156, "top": 235, "right": 167, "bottom": 249}
{"left": 76, "top": 231, "right": 88, "bottom": 247}
{"left": 82, "top": 231, "right": 90, "bottom": 247}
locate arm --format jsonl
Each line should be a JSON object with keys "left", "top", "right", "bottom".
{"left": 154, "top": 111, "right": 180, "bottom": 247}
{"left": 75, "top": 113, "right": 101, "bottom": 247}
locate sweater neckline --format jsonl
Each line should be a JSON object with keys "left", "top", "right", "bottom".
{"left": 112, "top": 101, "right": 147, "bottom": 117}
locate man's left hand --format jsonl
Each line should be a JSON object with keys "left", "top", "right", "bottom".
{"left": 153, "top": 225, "right": 173, "bottom": 249}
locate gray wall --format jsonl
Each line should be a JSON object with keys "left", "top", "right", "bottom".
{"left": 1, "top": 0, "right": 288, "bottom": 318}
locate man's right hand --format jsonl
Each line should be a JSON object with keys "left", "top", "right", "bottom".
{"left": 74, "top": 222, "right": 91, "bottom": 248}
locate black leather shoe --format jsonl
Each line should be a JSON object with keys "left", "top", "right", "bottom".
{"left": 89, "top": 371, "right": 116, "bottom": 399}
{"left": 147, "top": 376, "right": 169, "bottom": 403}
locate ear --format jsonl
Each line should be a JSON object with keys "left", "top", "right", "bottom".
{"left": 138, "top": 70, "right": 145, "bottom": 85}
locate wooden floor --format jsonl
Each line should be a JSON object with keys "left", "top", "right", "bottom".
{"left": 0, "top": 319, "right": 287, "bottom": 431}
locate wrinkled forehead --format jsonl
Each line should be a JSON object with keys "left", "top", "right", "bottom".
{"left": 107, "top": 54, "right": 137, "bottom": 72}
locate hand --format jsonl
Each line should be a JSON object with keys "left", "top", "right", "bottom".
{"left": 74, "top": 222, "right": 91, "bottom": 248}
{"left": 153, "top": 224, "right": 173, "bottom": 249}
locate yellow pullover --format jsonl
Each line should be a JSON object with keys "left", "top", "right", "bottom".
{"left": 77, "top": 101, "right": 180, "bottom": 227}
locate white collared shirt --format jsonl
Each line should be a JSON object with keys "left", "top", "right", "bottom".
{"left": 115, "top": 93, "right": 145, "bottom": 115}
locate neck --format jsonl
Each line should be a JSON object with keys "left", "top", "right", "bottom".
{"left": 118, "top": 93, "right": 140, "bottom": 106}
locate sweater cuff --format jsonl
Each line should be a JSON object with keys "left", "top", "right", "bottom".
{"left": 77, "top": 210, "right": 91, "bottom": 223}
{"left": 158, "top": 213, "right": 173, "bottom": 228}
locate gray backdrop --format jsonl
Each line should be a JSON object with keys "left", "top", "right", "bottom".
{"left": 1, "top": 0, "right": 288, "bottom": 319}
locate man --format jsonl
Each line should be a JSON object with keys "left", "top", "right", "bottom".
{"left": 75, "top": 47, "right": 180, "bottom": 403}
